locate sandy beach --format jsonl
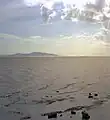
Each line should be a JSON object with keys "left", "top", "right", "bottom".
{"left": 0, "top": 57, "right": 110, "bottom": 120}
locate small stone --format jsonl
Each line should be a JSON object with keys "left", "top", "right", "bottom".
{"left": 94, "top": 93, "right": 98, "bottom": 96}
{"left": 60, "top": 114, "right": 62, "bottom": 117}
{"left": 70, "top": 116, "right": 72, "bottom": 118}
{"left": 56, "top": 91, "right": 59, "bottom": 93}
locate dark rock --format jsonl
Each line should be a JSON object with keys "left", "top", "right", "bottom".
{"left": 88, "top": 93, "right": 93, "bottom": 98}
{"left": 60, "top": 114, "right": 62, "bottom": 117}
{"left": 56, "top": 91, "right": 59, "bottom": 93}
{"left": 70, "top": 116, "right": 72, "bottom": 118}
{"left": 71, "top": 110, "right": 76, "bottom": 115}
{"left": 48, "top": 112, "right": 57, "bottom": 119}
{"left": 20, "top": 116, "right": 31, "bottom": 120}
{"left": 41, "top": 111, "right": 62, "bottom": 116}
{"left": 57, "top": 98, "right": 65, "bottom": 102}
{"left": 4, "top": 104, "right": 10, "bottom": 107}
{"left": 88, "top": 95, "right": 93, "bottom": 98}
{"left": 64, "top": 106, "right": 85, "bottom": 112}
{"left": 94, "top": 93, "right": 98, "bottom": 96}
{"left": 46, "top": 100, "right": 55, "bottom": 105}
{"left": 82, "top": 111, "right": 90, "bottom": 120}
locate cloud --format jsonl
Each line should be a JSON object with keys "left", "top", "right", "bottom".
{"left": 0, "top": 0, "right": 107, "bottom": 36}
{"left": 0, "top": 0, "right": 97, "bottom": 23}
{"left": 23, "top": 0, "right": 89, "bottom": 8}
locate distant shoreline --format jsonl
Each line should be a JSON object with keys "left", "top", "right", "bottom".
{"left": 0, "top": 52, "right": 58, "bottom": 57}
{"left": 0, "top": 56, "right": 110, "bottom": 58}
{"left": 1, "top": 52, "right": 110, "bottom": 58}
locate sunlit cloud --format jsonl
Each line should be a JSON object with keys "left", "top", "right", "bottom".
{"left": 23, "top": 0, "right": 110, "bottom": 12}
{"left": 23, "top": 0, "right": 39, "bottom": 6}
{"left": 23, "top": 0, "right": 90, "bottom": 9}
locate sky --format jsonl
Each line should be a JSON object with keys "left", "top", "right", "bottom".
{"left": 23, "top": 0, "right": 89, "bottom": 8}
{"left": 0, "top": 0, "right": 89, "bottom": 22}
{"left": 0, "top": 0, "right": 110, "bottom": 55}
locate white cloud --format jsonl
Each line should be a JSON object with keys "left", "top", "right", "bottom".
{"left": 23, "top": 0, "right": 109, "bottom": 10}
{"left": 23, "top": 0, "right": 39, "bottom": 6}
{"left": 23, "top": 0, "right": 89, "bottom": 8}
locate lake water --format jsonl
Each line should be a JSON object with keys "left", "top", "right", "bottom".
{"left": 1, "top": 57, "right": 110, "bottom": 120}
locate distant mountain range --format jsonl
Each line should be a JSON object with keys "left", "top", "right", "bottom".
{"left": 8, "top": 52, "right": 58, "bottom": 57}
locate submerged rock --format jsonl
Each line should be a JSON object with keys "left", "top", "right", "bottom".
{"left": 20, "top": 115, "right": 31, "bottom": 120}
{"left": 48, "top": 112, "right": 57, "bottom": 119}
{"left": 88, "top": 93, "right": 93, "bottom": 98}
{"left": 82, "top": 111, "right": 90, "bottom": 120}
{"left": 56, "top": 91, "right": 59, "bottom": 93}
{"left": 41, "top": 111, "right": 62, "bottom": 118}
{"left": 71, "top": 110, "right": 76, "bottom": 115}
{"left": 4, "top": 104, "right": 10, "bottom": 107}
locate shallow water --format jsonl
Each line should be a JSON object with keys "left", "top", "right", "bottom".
{"left": 0, "top": 57, "right": 110, "bottom": 120}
